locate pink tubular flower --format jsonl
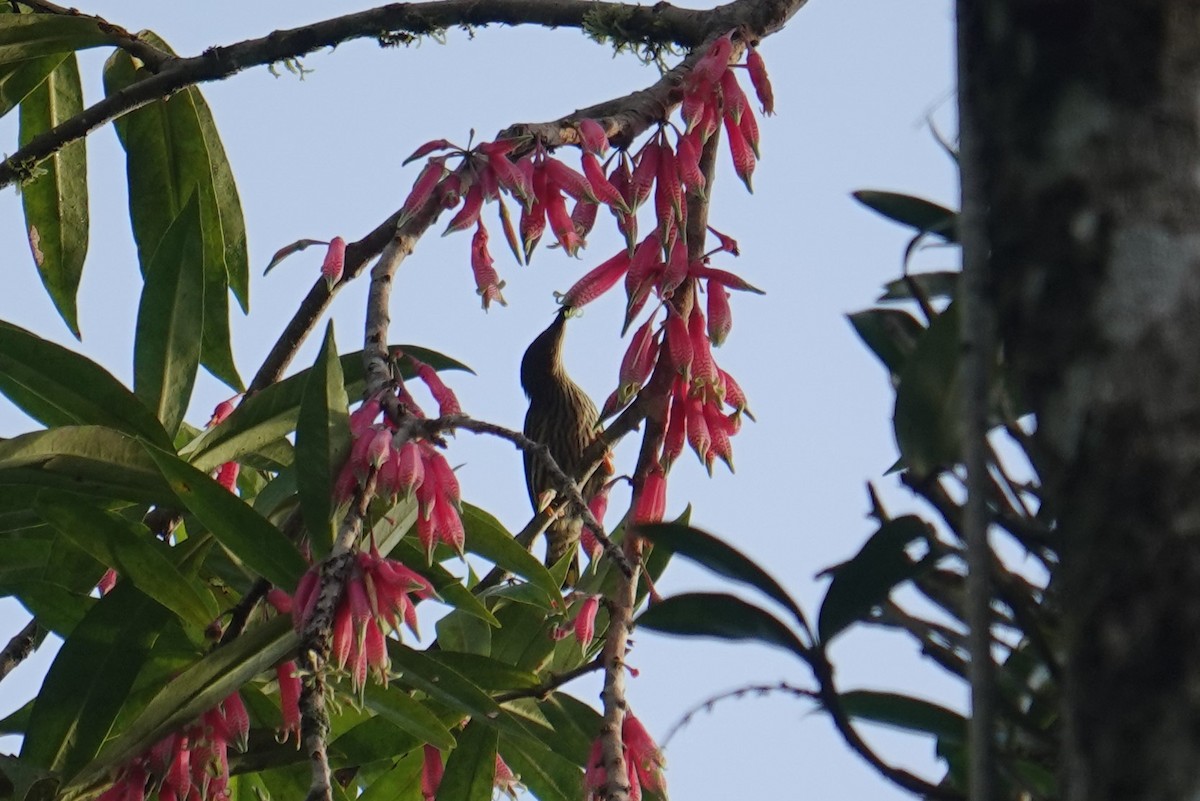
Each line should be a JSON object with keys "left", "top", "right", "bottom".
{"left": 632, "top": 466, "right": 667, "bottom": 525}
{"left": 413, "top": 360, "right": 462, "bottom": 417}
{"left": 571, "top": 198, "right": 599, "bottom": 239}
{"left": 321, "top": 236, "right": 346, "bottom": 287}
{"left": 720, "top": 68, "right": 748, "bottom": 124}
{"left": 581, "top": 478, "right": 615, "bottom": 559}
{"left": 629, "top": 141, "right": 659, "bottom": 211}
{"left": 277, "top": 661, "right": 302, "bottom": 744}
{"left": 746, "top": 47, "right": 775, "bottom": 115}
{"left": 367, "top": 426, "right": 393, "bottom": 469}
{"left": 215, "top": 461, "right": 239, "bottom": 493}
{"left": 685, "top": 394, "right": 711, "bottom": 467}
{"left": 400, "top": 158, "right": 448, "bottom": 224}
{"left": 559, "top": 250, "right": 631, "bottom": 309}
{"left": 543, "top": 185, "right": 585, "bottom": 256}
{"left": 665, "top": 310, "right": 693, "bottom": 378}
{"left": 581, "top": 152, "right": 629, "bottom": 213}
{"left": 494, "top": 754, "right": 522, "bottom": 798}
{"left": 543, "top": 158, "right": 597, "bottom": 204}
{"left": 692, "top": 34, "right": 733, "bottom": 89}
{"left": 97, "top": 567, "right": 118, "bottom": 596}
{"left": 706, "top": 279, "right": 733, "bottom": 346}
{"left": 618, "top": 316, "right": 660, "bottom": 404}
{"left": 442, "top": 183, "right": 483, "bottom": 236}
{"left": 574, "top": 595, "right": 600, "bottom": 648}
{"left": 578, "top": 117, "right": 610, "bottom": 156}
{"left": 207, "top": 398, "right": 236, "bottom": 428}
{"left": 470, "top": 220, "right": 507, "bottom": 310}
{"left": 724, "top": 111, "right": 756, "bottom": 192}
{"left": 422, "top": 744, "right": 444, "bottom": 801}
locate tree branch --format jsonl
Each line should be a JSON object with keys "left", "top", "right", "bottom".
{"left": 494, "top": 656, "right": 604, "bottom": 703}
{"left": 0, "top": 0, "right": 807, "bottom": 189}
{"left": 0, "top": 619, "right": 39, "bottom": 683}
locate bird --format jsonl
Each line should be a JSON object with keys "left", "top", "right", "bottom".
{"left": 520, "top": 307, "right": 609, "bottom": 583}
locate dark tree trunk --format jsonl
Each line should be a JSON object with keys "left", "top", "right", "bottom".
{"left": 958, "top": 2, "right": 1200, "bottom": 799}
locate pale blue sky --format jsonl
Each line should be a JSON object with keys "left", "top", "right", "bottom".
{"left": 0, "top": 2, "right": 959, "bottom": 798}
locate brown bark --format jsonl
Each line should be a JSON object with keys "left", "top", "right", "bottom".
{"left": 959, "top": 2, "right": 1200, "bottom": 799}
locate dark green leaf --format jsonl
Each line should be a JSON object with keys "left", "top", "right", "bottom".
{"left": 355, "top": 750, "right": 422, "bottom": 801}
{"left": 499, "top": 733, "right": 581, "bottom": 801}
{"left": 0, "top": 321, "right": 172, "bottom": 448}
{"left": 817, "top": 516, "right": 932, "bottom": 643}
{"left": 436, "top": 720, "right": 497, "bottom": 801}
{"left": 0, "top": 14, "right": 112, "bottom": 64}
{"left": 387, "top": 643, "right": 531, "bottom": 741}
{"left": 0, "top": 753, "right": 58, "bottom": 801}
{"left": 145, "top": 447, "right": 307, "bottom": 589}
{"left": 536, "top": 693, "right": 599, "bottom": 762}
{"left": 0, "top": 426, "right": 174, "bottom": 504}
{"left": 636, "top": 523, "right": 808, "bottom": 632}
{"left": 0, "top": 52, "right": 65, "bottom": 118}
{"left": 636, "top": 592, "right": 808, "bottom": 658}
{"left": 462, "top": 503, "right": 559, "bottom": 607}
{"left": 133, "top": 192, "right": 205, "bottom": 438}
{"left": 428, "top": 652, "right": 539, "bottom": 692}
{"left": 295, "top": 321, "right": 351, "bottom": 559}
{"left": 852, "top": 190, "right": 958, "bottom": 242}
{"left": 362, "top": 684, "right": 457, "bottom": 751}
{"left": 20, "top": 583, "right": 169, "bottom": 777}
{"left": 181, "top": 345, "right": 470, "bottom": 472}
{"left": 839, "top": 689, "right": 966, "bottom": 744}
{"left": 847, "top": 308, "right": 925, "bottom": 379}
{"left": 878, "top": 271, "right": 959, "bottom": 303}
{"left": 35, "top": 497, "right": 217, "bottom": 629}
{"left": 893, "top": 302, "right": 962, "bottom": 476}
{"left": 18, "top": 52, "right": 86, "bottom": 335}
{"left": 103, "top": 43, "right": 247, "bottom": 391}
{"left": 72, "top": 616, "right": 296, "bottom": 793}
{"left": 436, "top": 609, "right": 492, "bottom": 656}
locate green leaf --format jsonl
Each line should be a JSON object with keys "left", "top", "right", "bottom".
{"left": 852, "top": 190, "right": 958, "bottom": 242}
{"left": 499, "top": 733, "right": 582, "bottom": 801}
{"left": 536, "top": 693, "right": 599, "bottom": 763}
{"left": 145, "top": 447, "right": 307, "bottom": 589}
{"left": 133, "top": 192, "right": 205, "bottom": 438}
{"left": 182, "top": 345, "right": 471, "bottom": 472}
{"left": 893, "top": 302, "right": 962, "bottom": 476}
{"left": 0, "top": 753, "right": 58, "bottom": 801}
{"left": 295, "top": 322, "right": 351, "bottom": 559}
{"left": 0, "top": 321, "right": 172, "bottom": 448}
{"left": 437, "top": 721, "right": 497, "bottom": 801}
{"left": 0, "top": 14, "right": 112, "bottom": 64}
{"left": 817, "top": 516, "right": 932, "bottom": 643}
{"left": 847, "top": 308, "right": 924, "bottom": 379}
{"left": 20, "top": 583, "right": 169, "bottom": 777}
{"left": 428, "top": 653, "right": 539, "bottom": 692}
{"left": 388, "top": 538, "right": 500, "bottom": 628}
{"left": 103, "top": 43, "right": 247, "bottom": 391}
{"left": 636, "top": 592, "right": 808, "bottom": 658}
{"left": 355, "top": 750, "right": 423, "bottom": 801}
{"left": 72, "top": 616, "right": 297, "bottom": 793}
{"left": 387, "top": 644, "right": 531, "bottom": 741}
{"left": 635, "top": 523, "right": 808, "bottom": 631}
{"left": 0, "top": 52, "right": 65, "bottom": 118}
{"left": 878, "top": 271, "right": 959, "bottom": 303}
{"left": 462, "top": 504, "right": 560, "bottom": 607}
{"left": 436, "top": 609, "right": 492, "bottom": 656}
{"left": 18, "top": 52, "right": 86, "bottom": 335}
{"left": 35, "top": 497, "right": 217, "bottom": 629}
{"left": 0, "top": 426, "right": 174, "bottom": 504}
{"left": 838, "top": 689, "right": 966, "bottom": 744}
{"left": 362, "top": 684, "right": 457, "bottom": 751}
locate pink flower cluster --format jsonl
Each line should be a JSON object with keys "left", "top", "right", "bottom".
{"left": 585, "top": 712, "right": 666, "bottom": 801}
{"left": 98, "top": 693, "right": 249, "bottom": 801}
{"left": 334, "top": 355, "right": 466, "bottom": 559}
{"left": 291, "top": 547, "right": 434, "bottom": 692}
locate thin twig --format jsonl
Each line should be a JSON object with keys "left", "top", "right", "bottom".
{"left": 494, "top": 657, "right": 604, "bottom": 703}
{"left": 661, "top": 681, "right": 817, "bottom": 748}
{"left": 421, "top": 415, "right": 633, "bottom": 577}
